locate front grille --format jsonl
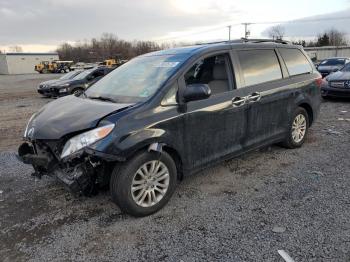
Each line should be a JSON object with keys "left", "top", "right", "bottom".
{"left": 330, "top": 81, "right": 345, "bottom": 88}
{"left": 330, "top": 81, "right": 350, "bottom": 89}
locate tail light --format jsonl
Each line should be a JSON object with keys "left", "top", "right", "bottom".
{"left": 315, "top": 77, "right": 326, "bottom": 88}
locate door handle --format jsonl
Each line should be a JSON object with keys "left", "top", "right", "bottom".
{"left": 247, "top": 92, "right": 261, "bottom": 102}
{"left": 232, "top": 96, "right": 246, "bottom": 107}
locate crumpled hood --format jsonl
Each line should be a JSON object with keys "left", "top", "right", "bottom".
{"left": 326, "top": 71, "right": 350, "bottom": 81}
{"left": 27, "top": 95, "right": 134, "bottom": 140}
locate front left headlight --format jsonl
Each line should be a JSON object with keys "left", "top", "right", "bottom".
{"left": 24, "top": 113, "right": 37, "bottom": 138}
{"left": 60, "top": 123, "right": 115, "bottom": 159}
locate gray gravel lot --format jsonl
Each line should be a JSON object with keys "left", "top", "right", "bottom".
{"left": 0, "top": 74, "right": 349, "bottom": 261}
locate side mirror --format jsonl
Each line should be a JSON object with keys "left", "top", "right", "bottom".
{"left": 183, "top": 84, "right": 211, "bottom": 102}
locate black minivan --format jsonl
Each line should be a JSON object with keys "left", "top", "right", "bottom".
{"left": 18, "top": 39, "right": 321, "bottom": 217}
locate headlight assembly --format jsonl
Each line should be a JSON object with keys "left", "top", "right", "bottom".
{"left": 60, "top": 124, "right": 115, "bottom": 159}
{"left": 24, "top": 113, "right": 37, "bottom": 138}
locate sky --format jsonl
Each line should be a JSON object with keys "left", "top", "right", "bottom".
{"left": 0, "top": 0, "right": 350, "bottom": 52}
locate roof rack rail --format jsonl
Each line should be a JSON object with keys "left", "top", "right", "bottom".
{"left": 194, "top": 38, "right": 291, "bottom": 46}
{"left": 240, "top": 38, "right": 291, "bottom": 44}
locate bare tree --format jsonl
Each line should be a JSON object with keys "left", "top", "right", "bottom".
{"left": 8, "top": 45, "right": 23, "bottom": 52}
{"left": 267, "top": 25, "right": 285, "bottom": 40}
{"left": 327, "top": 28, "right": 347, "bottom": 46}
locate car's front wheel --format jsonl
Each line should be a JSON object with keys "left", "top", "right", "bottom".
{"left": 282, "top": 107, "right": 309, "bottom": 149}
{"left": 110, "top": 150, "right": 177, "bottom": 217}
{"left": 71, "top": 88, "right": 84, "bottom": 96}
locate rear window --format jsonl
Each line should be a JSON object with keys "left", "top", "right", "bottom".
{"left": 237, "top": 49, "right": 282, "bottom": 87}
{"left": 279, "top": 48, "right": 312, "bottom": 76}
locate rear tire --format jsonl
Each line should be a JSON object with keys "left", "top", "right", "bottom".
{"left": 110, "top": 150, "right": 177, "bottom": 217}
{"left": 281, "top": 107, "right": 309, "bottom": 149}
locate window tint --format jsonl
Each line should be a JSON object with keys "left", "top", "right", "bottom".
{"left": 279, "top": 48, "right": 312, "bottom": 76}
{"left": 238, "top": 50, "right": 282, "bottom": 86}
{"left": 184, "top": 54, "right": 233, "bottom": 95}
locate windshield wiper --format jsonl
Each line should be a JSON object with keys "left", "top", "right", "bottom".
{"left": 88, "top": 95, "right": 117, "bottom": 103}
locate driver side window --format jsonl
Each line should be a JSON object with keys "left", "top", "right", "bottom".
{"left": 184, "top": 53, "right": 234, "bottom": 95}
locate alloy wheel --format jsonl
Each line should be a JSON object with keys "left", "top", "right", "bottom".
{"left": 291, "top": 114, "right": 307, "bottom": 143}
{"left": 131, "top": 160, "right": 170, "bottom": 207}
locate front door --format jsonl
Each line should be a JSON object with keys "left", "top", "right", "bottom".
{"left": 181, "top": 52, "right": 251, "bottom": 170}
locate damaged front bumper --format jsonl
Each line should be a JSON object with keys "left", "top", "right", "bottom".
{"left": 17, "top": 141, "right": 120, "bottom": 195}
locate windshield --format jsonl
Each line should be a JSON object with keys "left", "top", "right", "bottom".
{"left": 73, "top": 68, "right": 94, "bottom": 80}
{"left": 85, "top": 55, "right": 185, "bottom": 102}
{"left": 59, "top": 71, "right": 82, "bottom": 80}
{"left": 320, "top": 59, "right": 346, "bottom": 66}
{"left": 341, "top": 63, "right": 350, "bottom": 72}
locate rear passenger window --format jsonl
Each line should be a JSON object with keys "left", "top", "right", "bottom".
{"left": 279, "top": 48, "right": 312, "bottom": 76}
{"left": 237, "top": 50, "right": 282, "bottom": 87}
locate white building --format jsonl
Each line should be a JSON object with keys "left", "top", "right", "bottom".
{"left": 0, "top": 53, "right": 59, "bottom": 74}
{"left": 304, "top": 46, "right": 350, "bottom": 61}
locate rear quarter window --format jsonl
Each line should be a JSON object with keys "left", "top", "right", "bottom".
{"left": 237, "top": 49, "right": 282, "bottom": 87}
{"left": 279, "top": 48, "right": 312, "bottom": 76}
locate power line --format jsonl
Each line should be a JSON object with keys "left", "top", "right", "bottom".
{"left": 250, "top": 16, "right": 350, "bottom": 25}
{"left": 157, "top": 24, "right": 239, "bottom": 42}
{"left": 157, "top": 16, "right": 350, "bottom": 42}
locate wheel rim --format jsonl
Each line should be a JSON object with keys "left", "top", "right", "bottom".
{"left": 292, "top": 114, "right": 307, "bottom": 143}
{"left": 131, "top": 160, "right": 170, "bottom": 208}
{"left": 73, "top": 89, "right": 81, "bottom": 95}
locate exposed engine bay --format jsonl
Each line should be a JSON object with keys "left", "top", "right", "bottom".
{"left": 18, "top": 139, "right": 115, "bottom": 195}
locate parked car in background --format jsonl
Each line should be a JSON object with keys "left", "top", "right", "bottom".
{"left": 37, "top": 66, "right": 114, "bottom": 97}
{"left": 18, "top": 39, "right": 321, "bottom": 217}
{"left": 71, "top": 62, "right": 97, "bottom": 71}
{"left": 316, "top": 57, "right": 350, "bottom": 78}
{"left": 321, "top": 62, "right": 350, "bottom": 98}
{"left": 38, "top": 70, "right": 83, "bottom": 97}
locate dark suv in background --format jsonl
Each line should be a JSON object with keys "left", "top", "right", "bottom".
{"left": 19, "top": 39, "right": 321, "bottom": 217}
{"left": 37, "top": 66, "right": 114, "bottom": 97}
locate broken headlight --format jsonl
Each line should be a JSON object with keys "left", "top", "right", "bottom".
{"left": 60, "top": 124, "right": 115, "bottom": 159}
{"left": 24, "top": 113, "right": 37, "bottom": 138}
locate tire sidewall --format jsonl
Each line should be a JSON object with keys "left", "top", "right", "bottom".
{"left": 288, "top": 107, "right": 309, "bottom": 148}
{"left": 111, "top": 151, "right": 177, "bottom": 217}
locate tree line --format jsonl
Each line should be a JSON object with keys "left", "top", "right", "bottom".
{"left": 57, "top": 28, "right": 349, "bottom": 62}
{"left": 56, "top": 33, "right": 172, "bottom": 62}
{"left": 267, "top": 26, "right": 348, "bottom": 47}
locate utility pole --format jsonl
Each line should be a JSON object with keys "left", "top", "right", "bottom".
{"left": 227, "top": 25, "right": 232, "bottom": 41}
{"left": 242, "top": 23, "right": 251, "bottom": 39}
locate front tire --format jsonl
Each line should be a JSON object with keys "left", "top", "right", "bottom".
{"left": 110, "top": 150, "right": 177, "bottom": 217}
{"left": 71, "top": 87, "right": 84, "bottom": 96}
{"left": 281, "top": 107, "right": 309, "bottom": 149}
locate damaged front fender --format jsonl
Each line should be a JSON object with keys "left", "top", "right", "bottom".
{"left": 17, "top": 141, "right": 116, "bottom": 195}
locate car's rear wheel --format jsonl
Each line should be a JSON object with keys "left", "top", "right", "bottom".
{"left": 110, "top": 150, "right": 177, "bottom": 217}
{"left": 281, "top": 107, "right": 309, "bottom": 149}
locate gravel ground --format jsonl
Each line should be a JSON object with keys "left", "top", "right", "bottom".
{"left": 0, "top": 75, "right": 350, "bottom": 262}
